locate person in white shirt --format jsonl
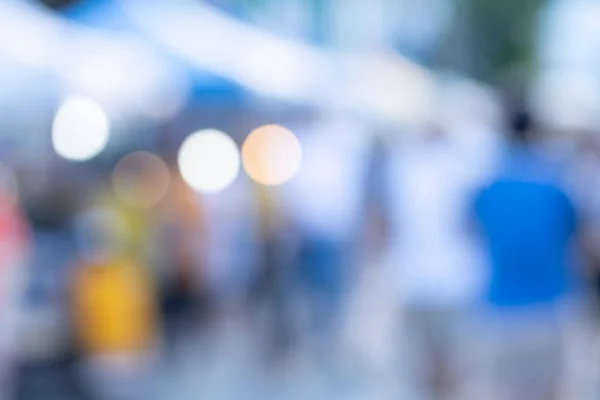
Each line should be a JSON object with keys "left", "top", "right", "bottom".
{"left": 384, "top": 123, "right": 497, "bottom": 400}
{"left": 282, "top": 116, "right": 371, "bottom": 358}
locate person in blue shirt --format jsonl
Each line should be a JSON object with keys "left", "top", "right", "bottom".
{"left": 473, "top": 110, "right": 579, "bottom": 400}
{"left": 474, "top": 111, "right": 578, "bottom": 308}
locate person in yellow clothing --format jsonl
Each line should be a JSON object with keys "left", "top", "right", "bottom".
{"left": 71, "top": 257, "right": 156, "bottom": 356}
{"left": 71, "top": 205, "right": 157, "bottom": 400}
{"left": 96, "top": 190, "right": 154, "bottom": 268}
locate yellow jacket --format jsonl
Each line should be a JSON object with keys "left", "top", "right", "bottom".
{"left": 71, "top": 258, "right": 156, "bottom": 355}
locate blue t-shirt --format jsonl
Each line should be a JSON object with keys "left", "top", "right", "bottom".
{"left": 474, "top": 148, "right": 577, "bottom": 308}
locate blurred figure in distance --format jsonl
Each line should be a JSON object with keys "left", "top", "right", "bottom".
{"left": 249, "top": 183, "right": 295, "bottom": 361}
{"left": 473, "top": 110, "right": 579, "bottom": 400}
{"left": 71, "top": 205, "right": 157, "bottom": 400}
{"left": 0, "top": 166, "right": 30, "bottom": 398}
{"left": 154, "top": 167, "right": 206, "bottom": 358}
{"left": 282, "top": 115, "right": 370, "bottom": 367}
{"left": 385, "top": 120, "right": 496, "bottom": 400}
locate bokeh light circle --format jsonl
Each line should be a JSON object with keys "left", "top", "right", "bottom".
{"left": 112, "top": 151, "right": 171, "bottom": 209}
{"left": 242, "top": 124, "right": 302, "bottom": 186}
{"left": 178, "top": 129, "right": 240, "bottom": 194}
{"left": 52, "top": 95, "right": 110, "bottom": 162}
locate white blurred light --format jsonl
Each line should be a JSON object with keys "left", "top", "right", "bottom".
{"left": 0, "top": 1, "right": 64, "bottom": 69}
{"left": 0, "top": 2, "right": 187, "bottom": 122}
{"left": 52, "top": 95, "right": 110, "bottom": 162}
{"left": 119, "top": 0, "right": 439, "bottom": 125}
{"left": 61, "top": 36, "right": 188, "bottom": 121}
{"left": 120, "top": 0, "right": 328, "bottom": 101}
{"left": 178, "top": 129, "right": 240, "bottom": 194}
{"left": 242, "top": 125, "right": 302, "bottom": 186}
{"left": 336, "top": 54, "right": 436, "bottom": 126}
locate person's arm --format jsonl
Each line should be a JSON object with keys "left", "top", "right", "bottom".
{"left": 561, "top": 190, "right": 594, "bottom": 278}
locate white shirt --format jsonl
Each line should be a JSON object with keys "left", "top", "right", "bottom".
{"left": 202, "top": 178, "right": 260, "bottom": 298}
{"left": 283, "top": 124, "right": 370, "bottom": 242}
{"left": 385, "top": 129, "right": 497, "bottom": 306}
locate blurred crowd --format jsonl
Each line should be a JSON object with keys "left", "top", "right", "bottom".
{"left": 4, "top": 0, "right": 600, "bottom": 400}
{"left": 2, "top": 92, "right": 600, "bottom": 400}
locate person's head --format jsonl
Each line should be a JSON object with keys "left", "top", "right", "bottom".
{"left": 74, "top": 206, "right": 128, "bottom": 264}
{"left": 509, "top": 109, "right": 536, "bottom": 145}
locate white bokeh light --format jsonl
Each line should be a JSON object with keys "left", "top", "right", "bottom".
{"left": 178, "top": 129, "right": 240, "bottom": 194}
{"left": 52, "top": 95, "right": 110, "bottom": 162}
